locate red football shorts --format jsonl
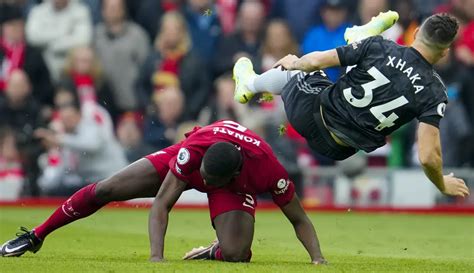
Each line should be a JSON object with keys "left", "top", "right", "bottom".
{"left": 144, "top": 144, "right": 181, "bottom": 180}
{"left": 144, "top": 144, "right": 256, "bottom": 221}
{"left": 207, "top": 189, "right": 257, "bottom": 221}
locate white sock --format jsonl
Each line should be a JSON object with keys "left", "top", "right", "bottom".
{"left": 246, "top": 68, "right": 300, "bottom": 95}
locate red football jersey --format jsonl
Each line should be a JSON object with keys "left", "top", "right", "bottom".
{"left": 168, "top": 120, "right": 295, "bottom": 207}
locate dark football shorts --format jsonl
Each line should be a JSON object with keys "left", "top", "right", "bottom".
{"left": 281, "top": 71, "right": 357, "bottom": 160}
{"left": 144, "top": 145, "right": 256, "bottom": 222}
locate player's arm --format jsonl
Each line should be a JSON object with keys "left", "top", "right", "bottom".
{"left": 280, "top": 195, "right": 327, "bottom": 265}
{"left": 148, "top": 171, "right": 187, "bottom": 262}
{"left": 274, "top": 36, "right": 380, "bottom": 72}
{"left": 417, "top": 122, "right": 469, "bottom": 197}
{"left": 273, "top": 49, "right": 340, "bottom": 73}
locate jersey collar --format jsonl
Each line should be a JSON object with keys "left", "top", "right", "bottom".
{"left": 409, "top": 47, "right": 432, "bottom": 67}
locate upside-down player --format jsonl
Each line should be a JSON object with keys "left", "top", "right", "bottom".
{"left": 232, "top": 12, "right": 469, "bottom": 198}
{"left": 1, "top": 120, "right": 327, "bottom": 264}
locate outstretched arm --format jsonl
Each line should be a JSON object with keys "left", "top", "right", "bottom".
{"left": 273, "top": 49, "right": 340, "bottom": 73}
{"left": 149, "top": 171, "right": 187, "bottom": 262}
{"left": 417, "top": 122, "right": 470, "bottom": 197}
{"left": 280, "top": 195, "right": 327, "bottom": 265}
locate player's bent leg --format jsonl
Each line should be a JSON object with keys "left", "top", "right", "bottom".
{"left": 1, "top": 158, "right": 163, "bottom": 258}
{"left": 183, "top": 190, "right": 256, "bottom": 262}
{"left": 344, "top": 10, "right": 399, "bottom": 44}
{"left": 95, "top": 158, "right": 161, "bottom": 202}
{"left": 213, "top": 210, "right": 254, "bottom": 262}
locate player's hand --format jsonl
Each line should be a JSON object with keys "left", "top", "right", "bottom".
{"left": 34, "top": 128, "right": 60, "bottom": 148}
{"left": 311, "top": 258, "right": 328, "bottom": 265}
{"left": 149, "top": 256, "right": 165, "bottom": 262}
{"left": 273, "top": 54, "right": 300, "bottom": 70}
{"left": 442, "top": 173, "right": 470, "bottom": 197}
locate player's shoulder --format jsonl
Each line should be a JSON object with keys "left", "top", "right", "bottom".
{"left": 356, "top": 35, "right": 397, "bottom": 57}
{"left": 361, "top": 35, "right": 390, "bottom": 46}
{"left": 369, "top": 35, "right": 402, "bottom": 52}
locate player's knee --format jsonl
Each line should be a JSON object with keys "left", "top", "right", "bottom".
{"left": 220, "top": 247, "right": 250, "bottom": 262}
{"left": 94, "top": 178, "right": 118, "bottom": 203}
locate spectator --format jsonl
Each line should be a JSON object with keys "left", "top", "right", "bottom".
{"left": 25, "top": 0, "right": 93, "bottom": 81}
{"left": 354, "top": 0, "right": 402, "bottom": 41}
{"left": 0, "top": 4, "right": 53, "bottom": 105}
{"left": 215, "top": 0, "right": 240, "bottom": 35}
{"left": 456, "top": 21, "right": 474, "bottom": 66}
{"left": 206, "top": 74, "right": 249, "bottom": 124}
{"left": 59, "top": 46, "right": 117, "bottom": 119}
{"left": 269, "top": 0, "right": 323, "bottom": 42}
{"left": 116, "top": 112, "right": 154, "bottom": 163}
{"left": 183, "top": 0, "right": 222, "bottom": 61}
{"left": 213, "top": 0, "right": 266, "bottom": 77}
{"left": 435, "top": 0, "right": 474, "bottom": 66}
{"left": 137, "top": 11, "right": 211, "bottom": 121}
{"left": 135, "top": 0, "right": 181, "bottom": 41}
{"left": 0, "top": 70, "right": 42, "bottom": 148}
{"left": 260, "top": 19, "right": 299, "bottom": 71}
{"left": 34, "top": 92, "right": 127, "bottom": 190}
{"left": 439, "top": 89, "right": 472, "bottom": 167}
{"left": 0, "top": 0, "right": 39, "bottom": 16}
{"left": 301, "top": 0, "right": 350, "bottom": 81}
{"left": 256, "top": 19, "right": 299, "bottom": 116}
{"left": 436, "top": 52, "right": 473, "bottom": 167}
{"left": 356, "top": 0, "right": 389, "bottom": 25}
{"left": 435, "top": 0, "right": 473, "bottom": 25}
{"left": 143, "top": 87, "right": 184, "bottom": 150}
{"left": 0, "top": 126, "right": 25, "bottom": 200}
{"left": 390, "top": 0, "right": 420, "bottom": 45}
{"left": 81, "top": 0, "right": 102, "bottom": 24}
{"left": 94, "top": 0, "right": 150, "bottom": 113}
{"left": 0, "top": 70, "right": 44, "bottom": 195}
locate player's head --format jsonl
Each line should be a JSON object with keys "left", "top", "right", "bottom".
{"left": 415, "top": 13, "right": 459, "bottom": 62}
{"left": 200, "top": 142, "right": 243, "bottom": 188}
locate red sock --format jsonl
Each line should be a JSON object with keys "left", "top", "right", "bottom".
{"left": 214, "top": 247, "right": 252, "bottom": 262}
{"left": 34, "top": 183, "right": 106, "bottom": 240}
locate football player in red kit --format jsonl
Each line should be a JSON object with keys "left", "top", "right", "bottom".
{"left": 1, "top": 120, "right": 326, "bottom": 265}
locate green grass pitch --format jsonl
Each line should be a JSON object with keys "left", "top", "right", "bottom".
{"left": 0, "top": 207, "right": 473, "bottom": 272}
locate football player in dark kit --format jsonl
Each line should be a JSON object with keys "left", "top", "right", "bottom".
{"left": 1, "top": 120, "right": 327, "bottom": 265}
{"left": 233, "top": 12, "right": 470, "bottom": 199}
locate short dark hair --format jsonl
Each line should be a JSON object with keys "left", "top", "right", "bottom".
{"left": 55, "top": 88, "right": 81, "bottom": 112}
{"left": 420, "top": 13, "right": 459, "bottom": 48}
{"left": 203, "top": 142, "right": 242, "bottom": 178}
{"left": 0, "top": 4, "right": 23, "bottom": 24}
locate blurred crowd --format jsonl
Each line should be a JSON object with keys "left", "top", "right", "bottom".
{"left": 0, "top": 0, "right": 473, "bottom": 200}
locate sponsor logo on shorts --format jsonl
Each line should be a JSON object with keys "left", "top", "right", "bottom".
{"left": 274, "top": 179, "right": 289, "bottom": 195}
{"left": 242, "top": 194, "right": 255, "bottom": 209}
{"left": 177, "top": 148, "right": 190, "bottom": 165}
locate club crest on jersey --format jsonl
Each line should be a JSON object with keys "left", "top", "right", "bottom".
{"left": 177, "top": 148, "right": 190, "bottom": 165}
{"left": 275, "top": 179, "right": 289, "bottom": 195}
